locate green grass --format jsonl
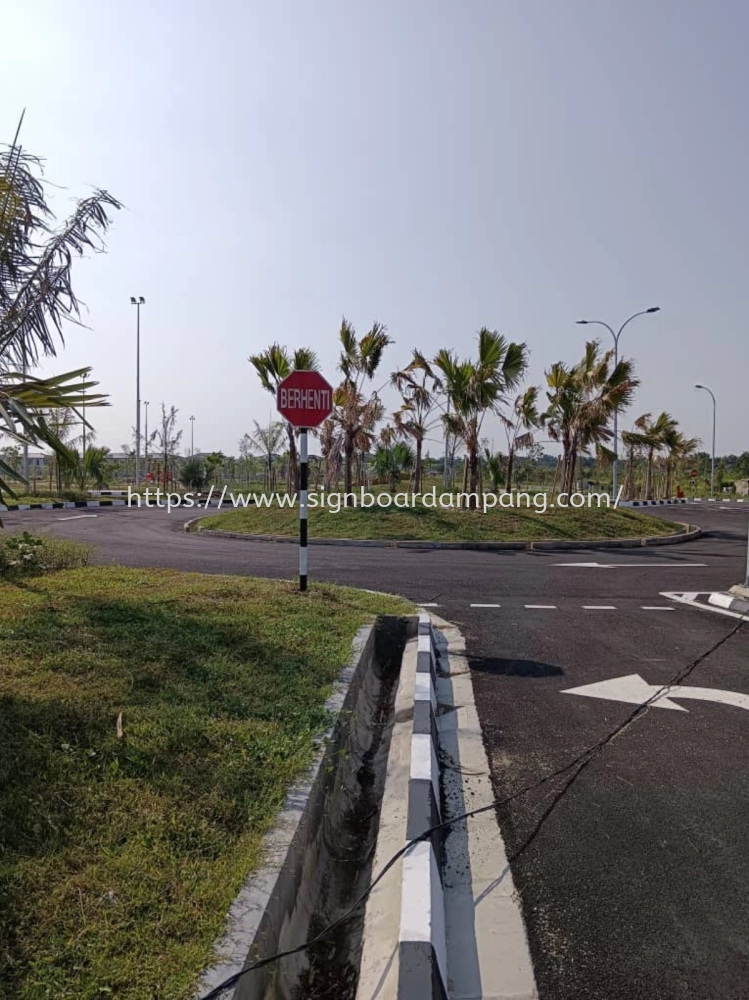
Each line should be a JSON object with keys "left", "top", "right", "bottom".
{"left": 201, "top": 499, "right": 680, "bottom": 542}
{"left": 0, "top": 567, "right": 411, "bottom": 1000}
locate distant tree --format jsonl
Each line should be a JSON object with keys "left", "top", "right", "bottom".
{"left": 153, "top": 404, "right": 183, "bottom": 487}
{"left": 249, "top": 344, "right": 320, "bottom": 490}
{"left": 247, "top": 420, "right": 285, "bottom": 489}
{"left": 333, "top": 317, "right": 392, "bottom": 496}
{"left": 372, "top": 441, "right": 414, "bottom": 491}
{"left": 180, "top": 457, "right": 208, "bottom": 491}
{"left": 483, "top": 447, "right": 505, "bottom": 493}
{"left": 502, "top": 385, "right": 539, "bottom": 493}
{"left": 391, "top": 350, "right": 442, "bottom": 493}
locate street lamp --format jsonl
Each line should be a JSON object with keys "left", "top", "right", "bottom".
{"left": 144, "top": 401, "right": 150, "bottom": 476}
{"left": 130, "top": 296, "right": 145, "bottom": 484}
{"left": 695, "top": 384, "right": 716, "bottom": 498}
{"left": 576, "top": 306, "right": 660, "bottom": 498}
{"left": 190, "top": 415, "right": 195, "bottom": 456}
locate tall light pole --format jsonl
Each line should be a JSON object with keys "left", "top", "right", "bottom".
{"left": 144, "top": 401, "right": 150, "bottom": 477}
{"left": 190, "top": 415, "right": 195, "bottom": 456}
{"left": 130, "top": 296, "right": 145, "bottom": 484}
{"left": 81, "top": 371, "right": 86, "bottom": 454}
{"left": 576, "top": 306, "right": 660, "bottom": 498}
{"left": 695, "top": 384, "right": 716, "bottom": 498}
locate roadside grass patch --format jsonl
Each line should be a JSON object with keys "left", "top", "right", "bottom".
{"left": 200, "top": 501, "right": 679, "bottom": 542}
{"left": 0, "top": 532, "right": 92, "bottom": 577}
{"left": 0, "top": 566, "right": 411, "bottom": 999}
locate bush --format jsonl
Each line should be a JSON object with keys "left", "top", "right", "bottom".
{"left": 180, "top": 457, "right": 208, "bottom": 490}
{"left": 0, "top": 532, "right": 91, "bottom": 577}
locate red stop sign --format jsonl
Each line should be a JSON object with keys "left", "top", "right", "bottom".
{"left": 276, "top": 370, "right": 334, "bottom": 428}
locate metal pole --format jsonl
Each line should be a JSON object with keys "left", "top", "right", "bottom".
{"left": 144, "top": 402, "right": 149, "bottom": 477}
{"left": 21, "top": 341, "right": 29, "bottom": 482}
{"left": 443, "top": 397, "right": 451, "bottom": 488}
{"left": 82, "top": 372, "right": 86, "bottom": 454}
{"left": 300, "top": 428, "right": 308, "bottom": 591}
{"left": 711, "top": 396, "right": 716, "bottom": 498}
{"left": 190, "top": 416, "right": 195, "bottom": 456}
{"left": 612, "top": 336, "right": 619, "bottom": 499}
{"left": 135, "top": 302, "right": 141, "bottom": 485}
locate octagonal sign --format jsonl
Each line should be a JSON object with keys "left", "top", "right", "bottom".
{"left": 276, "top": 370, "right": 334, "bottom": 428}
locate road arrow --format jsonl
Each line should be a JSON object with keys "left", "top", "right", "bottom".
{"left": 562, "top": 674, "right": 749, "bottom": 713}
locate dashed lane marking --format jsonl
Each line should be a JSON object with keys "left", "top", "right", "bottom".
{"left": 582, "top": 605, "right": 618, "bottom": 610}
{"left": 525, "top": 604, "right": 557, "bottom": 609}
{"left": 641, "top": 606, "right": 676, "bottom": 611}
{"left": 470, "top": 603, "right": 501, "bottom": 608}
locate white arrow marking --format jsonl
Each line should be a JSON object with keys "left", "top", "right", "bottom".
{"left": 563, "top": 673, "right": 749, "bottom": 713}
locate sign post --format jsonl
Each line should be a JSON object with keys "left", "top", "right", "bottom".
{"left": 276, "top": 370, "right": 334, "bottom": 592}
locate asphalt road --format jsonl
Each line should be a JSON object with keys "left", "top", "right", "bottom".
{"left": 4, "top": 501, "right": 749, "bottom": 999}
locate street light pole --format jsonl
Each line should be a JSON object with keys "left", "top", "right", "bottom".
{"left": 576, "top": 307, "right": 660, "bottom": 498}
{"left": 190, "top": 415, "right": 195, "bottom": 456}
{"left": 695, "top": 384, "right": 716, "bottom": 498}
{"left": 130, "top": 296, "right": 145, "bottom": 484}
{"left": 144, "top": 401, "right": 149, "bottom": 477}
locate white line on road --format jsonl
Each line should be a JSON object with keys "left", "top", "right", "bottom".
{"left": 419, "top": 602, "right": 440, "bottom": 607}
{"left": 525, "top": 604, "right": 557, "bottom": 609}
{"left": 641, "top": 606, "right": 676, "bottom": 611}
{"left": 582, "top": 605, "right": 617, "bottom": 610}
{"left": 554, "top": 562, "right": 708, "bottom": 568}
{"left": 469, "top": 603, "right": 500, "bottom": 608}
{"left": 58, "top": 514, "right": 98, "bottom": 521}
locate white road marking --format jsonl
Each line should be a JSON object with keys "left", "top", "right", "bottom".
{"left": 641, "top": 606, "right": 676, "bottom": 611}
{"left": 419, "top": 602, "right": 440, "bottom": 607}
{"left": 58, "top": 514, "right": 98, "bottom": 521}
{"left": 554, "top": 562, "right": 707, "bottom": 568}
{"left": 525, "top": 604, "right": 557, "bottom": 609}
{"left": 563, "top": 673, "right": 749, "bottom": 713}
{"left": 470, "top": 603, "right": 500, "bottom": 608}
{"left": 582, "top": 605, "right": 617, "bottom": 610}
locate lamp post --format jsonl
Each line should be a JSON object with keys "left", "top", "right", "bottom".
{"left": 695, "top": 384, "right": 716, "bottom": 498}
{"left": 190, "top": 415, "right": 195, "bottom": 456}
{"left": 81, "top": 371, "right": 86, "bottom": 454}
{"left": 144, "top": 401, "right": 150, "bottom": 478}
{"left": 576, "top": 307, "right": 660, "bottom": 498}
{"left": 130, "top": 296, "right": 145, "bottom": 484}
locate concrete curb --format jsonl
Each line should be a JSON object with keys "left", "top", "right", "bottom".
{"left": 397, "top": 614, "right": 448, "bottom": 999}
{"left": 708, "top": 591, "right": 749, "bottom": 615}
{"left": 187, "top": 519, "right": 701, "bottom": 552}
{"left": 0, "top": 499, "right": 129, "bottom": 512}
{"left": 621, "top": 497, "right": 747, "bottom": 506}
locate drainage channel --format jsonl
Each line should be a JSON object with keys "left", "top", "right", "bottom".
{"left": 202, "top": 614, "right": 412, "bottom": 1000}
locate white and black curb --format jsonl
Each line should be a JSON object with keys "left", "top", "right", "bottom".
{"left": 0, "top": 499, "right": 130, "bottom": 512}
{"left": 621, "top": 497, "right": 746, "bottom": 507}
{"left": 398, "top": 614, "right": 447, "bottom": 1000}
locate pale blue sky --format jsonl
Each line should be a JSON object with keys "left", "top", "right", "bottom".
{"left": 3, "top": 0, "right": 747, "bottom": 456}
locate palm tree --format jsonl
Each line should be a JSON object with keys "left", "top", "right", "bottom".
{"left": 483, "top": 447, "right": 505, "bottom": 493}
{"left": 391, "top": 350, "right": 441, "bottom": 493}
{"left": 249, "top": 344, "right": 319, "bottom": 490}
{"left": 433, "top": 329, "right": 528, "bottom": 506}
{"left": 542, "top": 340, "right": 639, "bottom": 495}
{"left": 662, "top": 429, "right": 699, "bottom": 498}
{"left": 247, "top": 419, "right": 285, "bottom": 489}
{"left": 372, "top": 441, "right": 414, "bottom": 491}
{"left": 333, "top": 317, "right": 392, "bottom": 496}
{"left": 621, "top": 427, "right": 647, "bottom": 500}
{"left": 0, "top": 133, "right": 118, "bottom": 503}
{"left": 632, "top": 412, "right": 677, "bottom": 499}
{"left": 502, "top": 385, "right": 539, "bottom": 493}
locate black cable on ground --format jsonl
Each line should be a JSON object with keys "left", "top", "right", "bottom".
{"left": 199, "top": 617, "right": 743, "bottom": 1000}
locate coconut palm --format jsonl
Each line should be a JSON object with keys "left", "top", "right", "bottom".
{"left": 248, "top": 344, "right": 320, "bottom": 490}
{"left": 372, "top": 441, "right": 414, "bottom": 491}
{"left": 247, "top": 419, "right": 285, "bottom": 489}
{"left": 433, "top": 329, "right": 528, "bottom": 506}
{"left": 542, "top": 340, "right": 639, "bottom": 495}
{"left": 333, "top": 317, "right": 392, "bottom": 496}
{"left": 502, "top": 385, "right": 539, "bottom": 493}
{"left": 391, "top": 350, "right": 441, "bottom": 493}
{"left": 632, "top": 412, "right": 677, "bottom": 499}
{"left": 0, "top": 132, "right": 117, "bottom": 502}
{"left": 661, "top": 425, "right": 699, "bottom": 498}
{"left": 621, "top": 427, "right": 648, "bottom": 500}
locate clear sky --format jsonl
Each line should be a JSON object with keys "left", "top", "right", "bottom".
{"left": 3, "top": 0, "right": 747, "bottom": 458}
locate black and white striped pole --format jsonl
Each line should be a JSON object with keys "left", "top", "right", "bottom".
{"left": 276, "top": 369, "right": 334, "bottom": 593}
{"left": 299, "top": 428, "right": 308, "bottom": 592}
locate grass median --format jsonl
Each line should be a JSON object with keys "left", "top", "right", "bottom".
{"left": 199, "top": 500, "right": 680, "bottom": 542}
{"left": 0, "top": 566, "right": 411, "bottom": 1000}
